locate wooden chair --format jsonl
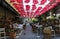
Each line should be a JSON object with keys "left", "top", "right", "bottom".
{"left": 0, "top": 28, "right": 6, "bottom": 39}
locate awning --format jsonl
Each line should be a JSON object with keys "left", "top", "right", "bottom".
{"left": 5, "top": 0, "right": 60, "bottom": 18}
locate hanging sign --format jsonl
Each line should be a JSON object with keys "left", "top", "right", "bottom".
{"left": 5, "top": 0, "right": 60, "bottom": 18}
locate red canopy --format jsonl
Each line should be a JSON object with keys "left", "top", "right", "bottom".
{"left": 10, "top": 0, "right": 60, "bottom": 18}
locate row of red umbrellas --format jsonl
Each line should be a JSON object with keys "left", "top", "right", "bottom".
{"left": 10, "top": 0, "right": 60, "bottom": 18}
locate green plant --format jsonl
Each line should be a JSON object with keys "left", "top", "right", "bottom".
{"left": 6, "top": 29, "right": 15, "bottom": 33}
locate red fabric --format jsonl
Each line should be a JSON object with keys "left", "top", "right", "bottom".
{"left": 57, "top": 0, "right": 60, "bottom": 2}
{"left": 40, "top": 0, "right": 46, "bottom": 5}
{"left": 10, "top": 0, "right": 15, "bottom": 2}
{"left": 26, "top": 5, "right": 30, "bottom": 10}
{"left": 17, "top": 0, "right": 22, "bottom": 3}
{"left": 10, "top": 0, "right": 60, "bottom": 18}
{"left": 32, "top": 5, "right": 36, "bottom": 10}
{"left": 33, "top": 0, "right": 38, "bottom": 4}
{"left": 25, "top": 0, "right": 30, "bottom": 3}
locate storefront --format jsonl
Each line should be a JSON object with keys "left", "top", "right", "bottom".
{"left": 0, "top": 0, "right": 24, "bottom": 39}
{"left": 0, "top": 0, "right": 60, "bottom": 39}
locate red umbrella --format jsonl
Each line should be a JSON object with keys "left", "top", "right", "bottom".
{"left": 10, "top": 0, "right": 60, "bottom": 18}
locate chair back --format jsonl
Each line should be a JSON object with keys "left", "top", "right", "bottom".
{"left": 0, "top": 28, "right": 5, "bottom": 32}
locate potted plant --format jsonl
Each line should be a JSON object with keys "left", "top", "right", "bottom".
{"left": 7, "top": 28, "right": 16, "bottom": 38}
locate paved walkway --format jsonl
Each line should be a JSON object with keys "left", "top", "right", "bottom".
{"left": 16, "top": 24, "right": 60, "bottom": 39}
{"left": 17, "top": 24, "right": 41, "bottom": 39}
{"left": 7, "top": 23, "right": 60, "bottom": 39}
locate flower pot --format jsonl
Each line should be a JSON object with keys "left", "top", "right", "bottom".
{"left": 9, "top": 32, "right": 16, "bottom": 38}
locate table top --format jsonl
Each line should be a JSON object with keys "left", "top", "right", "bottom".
{"left": 34, "top": 24, "right": 42, "bottom": 28}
